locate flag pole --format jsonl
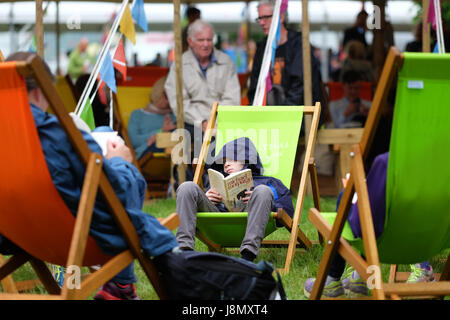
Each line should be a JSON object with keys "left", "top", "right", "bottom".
{"left": 252, "top": 0, "right": 282, "bottom": 106}
{"left": 75, "top": 0, "right": 129, "bottom": 115}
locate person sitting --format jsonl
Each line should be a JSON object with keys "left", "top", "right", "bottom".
{"left": 128, "top": 76, "right": 176, "bottom": 159}
{"left": 2, "top": 52, "right": 179, "bottom": 300}
{"left": 175, "top": 137, "right": 294, "bottom": 262}
{"left": 329, "top": 70, "right": 371, "bottom": 128}
{"left": 303, "top": 152, "right": 435, "bottom": 298}
{"left": 339, "top": 40, "right": 374, "bottom": 83}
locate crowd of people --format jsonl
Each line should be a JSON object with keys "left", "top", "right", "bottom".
{"left": 0, "top": 0, "right": 442, "bottom": 300}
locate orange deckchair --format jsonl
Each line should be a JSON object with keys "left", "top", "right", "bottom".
{"left": 0, "top": 55, "right": 167, "bottom": 299}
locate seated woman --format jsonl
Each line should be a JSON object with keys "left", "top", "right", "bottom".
{"left": 127, "top": 76, "right": 176, "bottom": 159}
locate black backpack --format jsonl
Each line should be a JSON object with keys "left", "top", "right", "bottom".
{"left": 154, "top": 250, "right": 287, "bottom": 300}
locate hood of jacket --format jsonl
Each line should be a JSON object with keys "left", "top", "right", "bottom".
{"left": 211, "top": 137, "right": 263, "bottom": 177}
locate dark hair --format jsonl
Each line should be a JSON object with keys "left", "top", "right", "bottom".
{"left": 341, "top": 70, "right": 361, "bottom": 84}
{"left": 187, "top": 6, "right": 200, "bottom": 17}
{"left": 5, "top": 52, "right": 54, "bottom": 92}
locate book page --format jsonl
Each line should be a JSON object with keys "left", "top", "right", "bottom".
{"left": 90, "top": 131, "right": 123, "bottom": 156}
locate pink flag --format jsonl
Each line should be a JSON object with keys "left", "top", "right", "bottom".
{"left": 280, "top": 0, "right": 288, "bottom": 15}
{"left": 427, "top": 0, "right": 437, "bottom": 30}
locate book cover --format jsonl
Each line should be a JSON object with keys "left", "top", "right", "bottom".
{"left": 207, "top": 168, "right": 254, "bottom": 212}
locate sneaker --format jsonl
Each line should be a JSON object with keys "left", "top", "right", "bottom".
{"left": 407, "top": 263, "right": 435, "bottom": 283}
{"left": 345, "top": 271, "right": 370, "bottom": 297}
{"left": 241, "top": 249, "right": 256, "bottom": 262}
{"left": 303, "top": 277, "right": 345, "bottom": 299}
{"left": 94, "top": 281, "right": 140, "bottom": 300}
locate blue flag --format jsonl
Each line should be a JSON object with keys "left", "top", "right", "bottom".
{"left": 132, "top": 0, "right": 148, "bottom": 32}
{"left": 99, "top": 52, "right": 117, "bottom": 93}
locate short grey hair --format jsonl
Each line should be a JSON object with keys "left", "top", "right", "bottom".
{"left": 187, "top": 19, "right": 214, "bottom": 40}
{"left": 257, "top": 0, "right": 276, "bottom": 10}
{"left": 257, "top": 0, "right": 288, "bottom": 25}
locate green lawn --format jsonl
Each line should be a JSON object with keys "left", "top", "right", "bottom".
{"left": 2, "top": 195, "right": 448, "bottom": 300}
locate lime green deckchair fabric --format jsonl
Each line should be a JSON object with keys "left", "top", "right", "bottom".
{"left": 322, "top": 53, "right": 450, "bottom": 264}
{"left": 213, "top": 106, "right": 303, "bottom": 187}
{"left": 378, "top": 52, "right": 450, "bottom": 263}
{"left": 196, "top": 106, "right": 304, "bottom": 247}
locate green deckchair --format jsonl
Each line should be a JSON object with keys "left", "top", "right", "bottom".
{"left": 308, "top": 47, "right": 450, "bottom": 299}
{"left": 191, "top": 101, "right": 322, "bottom": 273}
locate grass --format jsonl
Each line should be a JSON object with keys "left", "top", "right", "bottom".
{"left": 2, "top": 195, "right": 449, "bottom": 300}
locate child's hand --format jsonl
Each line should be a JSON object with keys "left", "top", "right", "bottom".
{"left": 242, "top": 190, "right": 253, "bottom": 204}
{"left": 206, "top": 188, "right": 223, "bottom": 205}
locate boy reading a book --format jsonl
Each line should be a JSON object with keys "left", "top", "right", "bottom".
{"left": 176, "top": 137, "right": 294, "bottom": 262}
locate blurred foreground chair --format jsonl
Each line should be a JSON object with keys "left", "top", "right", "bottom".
{"left": 0, "top": 55, "right": 167, "bottom": 299}
{"left": 308, "top": 47, "right": 450, "bottom": 299}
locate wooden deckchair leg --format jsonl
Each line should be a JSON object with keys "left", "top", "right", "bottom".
{"left": 0, "top": 255, "right": 18, "bottom": 293}
{"left": 61, "top": 153, "right": 103, "bottom": 299}
{"left": 389, "top": 264, "right": 398, "bottom": 283}
{"left": 351, "top": 145, "right": 385, "bottom": 300}
{"left": 309, "top": 176, "right": 355, "bottom": 299}
{"left": 284, "top": 103, "right": 321, "bottom": 274}
{"left": 196, "top": 229, "right": 223, "bottom": 252}
{"left": 28, "top": 258, "right": 61, "bottom": 295}
{"left": 440, "top": 255, "right": 450, "bottom": 282}
{"left": 308, "top": 157, "right": 323, "bottom": 245}
{"left": 0, "top": 254, "right": 29, "bottom": 281}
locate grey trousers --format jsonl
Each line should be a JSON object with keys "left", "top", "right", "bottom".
{"left": 175, "top": 181, "right": 274, "bottom": 256}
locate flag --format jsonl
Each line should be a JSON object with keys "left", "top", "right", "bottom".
{"left": 120, "top": 4, "right": 136, "bottom": 44}
{"left": 29, "top": 35, "right": 37, "bottom": 53}
{"left": 99, "top": 52, "right": 117, "bottom": 93}
{"left": 80, "top": 98, "right": 96, "bottom": 131}
{"left": 132, "top": 0, "right": 148, "bottom": 32}
{"left": 427, "top": 0, "right": 436, "bottom": 30}
{"left": 113, "top": 38, "right": 127, "bottom": 80}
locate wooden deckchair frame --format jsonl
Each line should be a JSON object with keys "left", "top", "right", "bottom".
{"left": 308, "top": 47, "right": 450, "bottom": 300}
{"left": 0, "top": 55, "right": 168, "bottom": 300}
{"left": 188, "top": 101, "right": 322, "bottom": 274}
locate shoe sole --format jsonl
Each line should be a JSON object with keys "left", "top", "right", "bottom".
{"left": 304, "top": 288, "right": 346, "bottom": 299}
{"left": 94, "top": 290, "right": 122, "bottom": 300}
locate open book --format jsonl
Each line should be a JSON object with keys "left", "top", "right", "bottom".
{"left": 208, "top": 168, "right": 254, "bottom": 212}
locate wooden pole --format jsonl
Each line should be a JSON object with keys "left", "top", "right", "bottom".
{"left": 36, "top": 0, "right": 44, "bottom": 58}
{"left": 372, "top": 0, "right": 387, "bottom": 82}
{"left": 56, "top": 0, "right": 61, "bottom": 75}
{"left": 422, "top": 0, "right": 431, "bottom": 52}
{"left": 302, "top": 0, "right": 313, "bottom": 195}
{"left": 173, "top": 0, "right": 186, "bottom": 186}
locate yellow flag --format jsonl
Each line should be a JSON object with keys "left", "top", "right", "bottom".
{"left": 120, "top": 4, "right": 136, "bottom": 45}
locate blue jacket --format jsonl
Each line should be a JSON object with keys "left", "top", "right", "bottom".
{"left": 30, "top": 104, "right": 178, "bottom": 257}
{"left": 209, "top": 137, "right": 294, "bottom": 217}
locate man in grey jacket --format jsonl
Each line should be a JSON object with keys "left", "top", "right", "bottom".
{"left": 165, "top": 19, "right": 240, "bottom": 150}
